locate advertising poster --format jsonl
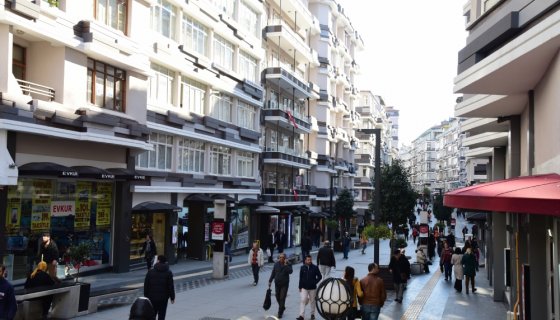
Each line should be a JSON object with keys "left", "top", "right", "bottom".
{"left": 96, "top": 182, "right": 112, "bottom": 226}
{"left": 6, "top": 184, "right": 22, "bottom": 229}
{"left": 31, "top": 180, "right": 52, "bottom": 231}
{"left": 211, "top": 220, "right": 225, "bottom": 241}
{"left": 75, "top": 181, "right": 92, "bottom": 229}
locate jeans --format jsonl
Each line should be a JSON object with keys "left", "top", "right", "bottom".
{"left": 151, "top": 299, "right": 169, "bottom": 320}
{"left": 394, "top": 282, "right": 405, "bottom": 301}
{"left": 444, "top": 263, "right": 452, "bottom": 279}
{"left": 361, "top": 304, "right": 381, "bottom": 320}
{"left": 251, "top": 263, "right": 260, "bottom": 283}
{"left": 319, "top": 265, "right": 332, "bottom": 280}
{"left": 299, "top": 288, "right": 317, "bottom": 317}
{"left": 343, "top": 246, "right": 349, "bottom": 258}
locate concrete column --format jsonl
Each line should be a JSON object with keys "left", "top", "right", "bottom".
{"left": 213, "top": 199, "right": 227, "bottom": 279}
{"left": 0, "top": 25, "right": 13, "bottom": 92}
{"left": 491, "top": 147, "right": 506, "bottom": 301}
{"left": 508, "top": 116, "right": 521, "bottom": 178}
{"left": 528, "top": 215, "right": 548, "bottom": 320}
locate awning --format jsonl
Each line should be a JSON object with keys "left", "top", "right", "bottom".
{"left": 239, "top": 198, "right": 265, "bottom": 206}
{"left": 309, "top": 211, "right": 328, "bottom": 218}
{"left": 132, "top": 201, "right": 181, "bottom": 212}
{"left": 71, "top": 166, "right": 115, "bottom": 180}
{"left": 18, "top": 162, "right": 78, "bottom": 177}
{"left": 466, "top": 212, "right": 488, "bottom": 221}
{"left": 106, "top": 168, "right": 146, "bottom": 181}
{"left": 184, "top": 194, "right": 214, "bottom": 203}
{"left": 211, "top": 194, "right": 236, "bottom": 203}
{"left": 444, "top": 174, "right": 560, "bottom": 216}
{"left": 255, "top": 205, "right": 280, "bottom": 214}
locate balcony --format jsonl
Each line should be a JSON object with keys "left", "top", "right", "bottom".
{"left": 17, "top": 79, "right": 55, "bottom": 102}
{"left": 261, "top": 192, "right": 310, "bottom": 205}
{"left": 264, "top": 20, "right": 314, "bottom": 64}
{"left": 263, "top": 102, "right": 311, "bottom": 134}
{"left": 263, "top": 67, "right": 317, "bottom": 99}
{"left": 354, "top": 176, "right": 373, "bottom": 188}
{"left": 355, "top": 153, "right": 373, "bottom": 166}
{"left": 263, "top": 146, "right": 311, "bottom": 169}
{"left": 266, "top": 0, "right": 320, "bottom": 35}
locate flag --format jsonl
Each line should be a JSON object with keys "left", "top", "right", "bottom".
{"left": 287, "top": 111, "right": 298, "bottom": 129}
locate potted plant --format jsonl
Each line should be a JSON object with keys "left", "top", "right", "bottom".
{"left": 66, "top": 242, "right": 93, "bottom": 283}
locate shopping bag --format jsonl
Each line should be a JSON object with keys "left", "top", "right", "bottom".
{"left": 263, "top": 288, "right": 272, "bottom": 310}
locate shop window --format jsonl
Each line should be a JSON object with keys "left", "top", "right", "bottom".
{"left": 95, "top": 0, "right": 127, "bottom": 33}
{"left": 87, "top": 58, "right": 126, "bottom": 112}
{"left": 230, "top": 207, "right": 250, "bottom": 250}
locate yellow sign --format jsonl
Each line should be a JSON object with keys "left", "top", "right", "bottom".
{"left": 31, "top": 180, "right": 52, "bottom": 231}
{"left": 6, "top": 184, "right": 22, "bottom": 228}
{"left": 75, "top": 181, "right": 92, "bottom": 229}
{"left": 96, "top": 183, "right": 112, "bottom": 226}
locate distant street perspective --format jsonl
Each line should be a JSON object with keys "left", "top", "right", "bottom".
{"left": 1, "top": 1, "right": 559, "bottom": 320}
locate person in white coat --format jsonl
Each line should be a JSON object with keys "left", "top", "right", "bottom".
{"left": 248, "top": 241, "right": 264, "bottom": 286}
{"left": 451, "top": 247, "right": 464, "bottom": 292}
{"left": 416, "top": 248, "right": 429, "bottom": 273}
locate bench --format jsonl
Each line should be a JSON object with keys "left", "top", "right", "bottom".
{"left": 88, "top": 287, "right": 139, "bottom": 313}
{"left": 15, "top": 282, "right": 83, "bottom": 320}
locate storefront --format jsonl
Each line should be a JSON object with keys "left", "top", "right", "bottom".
{"left": 4, "top": 166, "right": 115, "bottom": 281}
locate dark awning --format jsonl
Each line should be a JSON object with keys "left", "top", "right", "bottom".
{"left": 255, "top": 205, "right": 280, "bottom": 214}
{"left": 184, "top": 194, "right": 214, "bottom": 203}
{"left": 211, "top": 194, "right": 236, "bottom": 202}
{"left": 18, "top": 162, "right": 78, "bottom": 177}
{"left": 444, "top": 174, "right": 560, "bottom": 216}
{"left": 239, "top": 198, "right": 265, "bottom": 206}
{"left": 106, "top": 168, "right": 146, "bottom": 181}
{"left": 466, "top": 212, "right": 488, "bottom": 221}
{"left": 71, "top": 166, "right": 115, "bottom": 180}
{"left": 132, "top": 201, "right": 181, "bottom": 212}
{"left": 309, "top": 211, "right": 328, "bottom": 218}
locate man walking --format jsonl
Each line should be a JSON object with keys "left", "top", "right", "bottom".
{"left": 39, "top": 232, "right": 59, "bottom": 281}
{"left": 247, "top": 241, "right": 264, "bottom": 286}
{"left": 342, "top": 232, "right": 351, "bottom": 259}
{"left": 267, "top": 229, "right": 276, "bottom": 263}
{"left": 360, "top": 263, "right": 386, "bottom": 320}
{"left": 268, "top": 253, "right": 293, "bottom": 318}
{"left": 144, "top": 255, "right": 175, "bottom": 320}
{"left": 0, "top": 265, "right": 17, "bottom": 320}
{"left": 316, "top": 241, "right": 336, "bottom": 279}
{"left": 388, "top": 249, "right": 408, "bottom": 303}
{"left": 297, "top": 255, "right": 322, "bottom": 320}
{"left": 301, "top": 233, "right": 312, "bottom": 262}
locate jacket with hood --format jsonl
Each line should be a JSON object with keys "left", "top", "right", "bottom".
{"left": 143, "top": 263, "right": 175, "bottom": 303}
{"left": 0, "top": 277, "right": 17, "bottom": 320}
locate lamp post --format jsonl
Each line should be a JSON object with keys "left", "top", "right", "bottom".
{"left": 357, "top": 128, "right": 381, "bottom": 264}
{"left": 315, "top": 277, "right": 352, "bottom": 320}
{"left": 328, "top": 174, "right": 339, "bottom": 241}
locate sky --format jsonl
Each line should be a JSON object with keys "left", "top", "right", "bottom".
{"left": 338, "top": 0, "right": 468, "bottom": 146}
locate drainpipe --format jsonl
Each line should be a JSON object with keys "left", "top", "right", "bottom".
{"left": 528, "top": 90, "right": 534, "bottom": 175}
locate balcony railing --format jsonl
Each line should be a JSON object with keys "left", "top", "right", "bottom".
{"left": 17, "top": 79, "right": 55, "bottom": 101}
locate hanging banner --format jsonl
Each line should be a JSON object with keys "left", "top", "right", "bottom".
{"left": 75, "top": 181, "right": 92, "bottom": 229}
{"left": 96, "top": 182, "right": 112, "bottom": 226}
{"left": 6, "top": 184, "right": 22, "bottom": 228}
{"left": 31, "top": 180, "right": 52, "bottom": 231}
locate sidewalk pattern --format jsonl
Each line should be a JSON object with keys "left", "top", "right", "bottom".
{"left": 401, "top": 268, "right": 442, "bottom": 320}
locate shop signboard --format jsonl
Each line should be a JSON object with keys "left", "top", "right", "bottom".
{"left": 419, "top": 224, "right": 429, "bottom": 238}
{"left": 31, "top": 180, "right": 52, "bottom": 231}
{"left": 211, "top": 220, "right": 225, "bottom": 241}
{"left": 6, "top": 183, "right": 21, "bottom": 228}
{"left": 51, "top": 201, "right": 75, "bottom": 217}
{"left": 75, "top": 181, "right": 91, "bottom": 228}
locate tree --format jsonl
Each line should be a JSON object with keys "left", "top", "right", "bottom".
{"left": 423, "top": 187, "right": 431, "bottom": 204}
{"left": 433, "top": 193, "right": 453, "bottom": 222}
{"left": 66, "top": 242, "right": 92, "bottom": 283}
{"left": 335, "top": 188, "right": 355, "bottom": 232}
{"left": 371, "top": 160, "right": 416, "bottom": 233}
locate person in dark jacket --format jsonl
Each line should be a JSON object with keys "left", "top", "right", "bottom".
{"left": 129, "top": 297, "right": 156, "bottom": 320}
{"left": 24, "top": 261, "right": 55, "bottom": 319}
{"left": 144, "top": 255, "right": 175, "bottom": 320}
{"left": 0, "top": 265, "right": 17, "bottom": 320}
{"left": 316, "top": 241, "right": 336, "bottom": 279}
{"left": 301, "top": 233, "right": 312, "bottom": 262}
{"left": 39, "top": 232, "right": 59, "bottom": 281}
{"left": 297, "top": 255, "right": 321, "bottom": 320}
{"left": 461, "top": 248, "right": 478, "bottom": 294}
{"left": 268, "top": 253, "right": 293, "bottom": 318}
{"left": 275, "top": 230, "right": 285, "bottom": 253}
{"left": 140, "top": 235, "right": 157, "bottom": 270}
{"left": 342, "top": 232, "right": 351, "bottom": 259}
{"left": 388, "top": 249, "right": 409, "bottom": 303}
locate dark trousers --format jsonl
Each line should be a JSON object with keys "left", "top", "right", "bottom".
{"left": 454, "top": 278, "right": 462, "bottom": 292}
{"left": 444, "top": 263, "right": 452, "bottom": 279}
{"left": 40, "top": 296, "right": 53, "bottom": 318}
{"left": 151, "top": 299, "right": 169, "bottom": 320}
{"left": 465, "top": 275, "right": 476, "bottom": 293}
{"left": 275, "top": 284, "right": 289, "bottom": 315}
{"left": 146, "top": 255, "right": 154, "bottom": 270}
{"left": 251, "top": 263, "right": 260, "bottom": 283}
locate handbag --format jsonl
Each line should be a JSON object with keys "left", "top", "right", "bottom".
{"left": 263, "top": 288, "right": 272, "bottom": 310}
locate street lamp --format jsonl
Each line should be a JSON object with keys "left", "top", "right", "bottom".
{"left": 315, "top": 278, "right": 352, "bottom": 319}
{"left": 329, "top": 174, "right": 339, "bottom": 218}
{"left": 356, "top": 128, "right": 381, "bottom": 264}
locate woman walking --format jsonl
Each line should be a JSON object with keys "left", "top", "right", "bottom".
{"left": 140, "top": 234, "right": 157, "bottom": 270}
{"left": 461, "top": 248, "right": 477, "bottom": 294}
{"left": 343, "top": 266, "right": 363, "bottom": 320}
{"left": 451, "top": 247, "right": 463, "bottom": 292}
{"left": 25, "top": 261, "right": 55, "bottom": 319}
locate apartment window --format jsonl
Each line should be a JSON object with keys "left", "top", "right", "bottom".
{"left": 180, "top": 78, "right": 205, "bottom": 115}
{"left": 211, "top": 93, "right": 232, "bottom": 123}
{"left": 239, "top": 1, "right": 258, "bottom": 37}
{"left": 237, "top": 101, "right": 255, "bottom": 130}
{"left": 149, "top": 64, "right": 174, "bottom": 106}
{"left": 238, "top": 51, "right": 257, "bottom": 83}
{"left": 213, "top": 35, "right": 234, "bottom": 70}
{"left": 209, "top": 145, "right": 231, "bottom": 175}
{"left": 177, "top": 138, "right": 205, "bottom": 173}
{"left": 151, "top": 0, "right": 176, "bottom": 39}
{"left": 182, "top": 16, "right": 207, "bottom": 56}
{"left": 209, "top": 0, "right": 234, "bottom": 17}
{"left": 87, "top": 58, "right": 126, "bottom": 112}
{"left": 96, "top": 0, "right": 127, "bottom": 33}
{"left": 12, "top": 44, "right": 25, "bottom": 80}
{"left": 237, "top": 151, "right": 254, "bottom": 178}
{"left": 136, "top": 132, "right": 173, "bottom": 170}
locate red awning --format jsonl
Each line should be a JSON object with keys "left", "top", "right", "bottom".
{"left": 444, "top": 174, "right": 560, "bottom": 216}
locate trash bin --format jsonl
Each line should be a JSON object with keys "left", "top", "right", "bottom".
{"left": 224, "top": 255, "right": 229, "bottom": 276}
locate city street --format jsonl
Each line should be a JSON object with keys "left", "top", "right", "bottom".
{"left": 77, "top": 215, "right": 506, "bottom": 320}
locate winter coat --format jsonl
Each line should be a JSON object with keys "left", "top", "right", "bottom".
{"left": 0, "top": 278, "right": 17, "bottom": 320}
{"left": 39, "top": 240, "right": 59, "bottom": 264}
{"left": 143, "top": 262, "right": 175, "bottom": 303}
{"left": 298, "top": 264, "right": 322, "bottom": 290}
{"left": 268, "top": 261, "right": 293, "bottom": 287}
{"left": 389, "top": 255, "right": 410, "bottom": 284}
{"left": 24, "top": 270, "right": 55, "bottom": 289}
{"left": 301, "top": 236, "right": 312, "bottom": 252}
{"left": 451, "top": 253, "right": 464, "bottom": 280}
{"left": 461, "top": 252, "right": 478, "bottom": 277}
{"left": 247, "top": 248, "right": 264, "bottom": 267}
{"left": 140, "top": 240, "right": 157, "bottom": 261}
{"left": 345, "top": 277, "right": 363, "bottom": 308}
{"left": 360, "top": 273, "right": 386, "bottom": 307}
{"left": 316, "top": 246, "right": 336, "bottom": 267}
{"left": 416, "top": 250, "right": 427, "bottom": 264}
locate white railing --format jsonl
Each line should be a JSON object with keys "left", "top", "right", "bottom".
{"left": 17, "top": 79, "right": 55, "bottom": 101}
